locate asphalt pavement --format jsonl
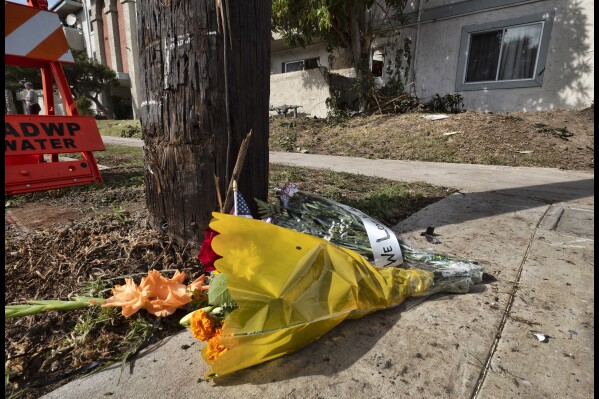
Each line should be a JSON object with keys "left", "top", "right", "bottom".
{"left": 42, "top": 136, "right": 594, "bottom": 399}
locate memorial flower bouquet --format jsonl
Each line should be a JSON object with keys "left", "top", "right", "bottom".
{"left": 181, "top": 212, "right": 435, "bottom": 378}
{"left": 256, "top": 184, "right": 484, "bottom": 294}
{"left": 6, "top": 185, "right": 485, "bottom": 381}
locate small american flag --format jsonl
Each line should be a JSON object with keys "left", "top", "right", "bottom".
{"left": 232, "top": 190, "right": 253, "bottom": 218}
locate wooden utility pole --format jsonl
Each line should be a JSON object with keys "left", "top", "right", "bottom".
{"left": 136, "top": 1, "right": 271, "bottom": 245}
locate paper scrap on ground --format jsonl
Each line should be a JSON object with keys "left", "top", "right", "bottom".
{"left": 424, "top": 114, "right": 449, "bottom": 121}
{"left": 533, "top": 333, "right": 549, "bottom": 343}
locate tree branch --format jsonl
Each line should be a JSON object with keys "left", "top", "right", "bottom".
{"left": 330, "top": 17, "right": 352, "bottom": 51}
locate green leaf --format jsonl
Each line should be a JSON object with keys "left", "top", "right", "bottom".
{"left": 207, "top": 273, "right": 235, "bottom": 309}
{"left": 255, "top": 197, "right": 282, "bottom": 219}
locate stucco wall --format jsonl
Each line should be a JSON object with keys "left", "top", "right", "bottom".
{"left": 271, "top": 43, "right": 353, "bottom": 74}
{"left": 412, "top": 0, "right": 594, "bottom": 111}
{"left": 269, "top": 67, "right": 331, "bottom": 118}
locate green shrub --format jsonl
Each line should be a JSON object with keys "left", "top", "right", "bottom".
{"left": 120, "top": 124, "right": 141, "bottom": 138}
{"left": 426, "top": 93, "right": 464, "bottom": 114}
{"left": 75, "top": 96, "right": 94, "bottom": 116}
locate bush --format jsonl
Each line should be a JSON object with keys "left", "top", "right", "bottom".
{"left": 325, "top": 88, "right": 352, "bottom": 124}
{"left": 120, "top": 124, "right": 141, "bottom": 138}
{"left": 425, "top": 93, "right": 464, "bottom": 114}
{"left": 75, "top": 96, "right": 94, "bottom": 116}
{"left": 387, "top": 94, "right": 423, "bottom": 114}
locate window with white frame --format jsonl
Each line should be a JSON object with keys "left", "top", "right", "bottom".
{"left": 282, "top": 57, "right": 319, "bottom": 73}
{"left": 456, "top": 12, "right": 554, "bottom": 91}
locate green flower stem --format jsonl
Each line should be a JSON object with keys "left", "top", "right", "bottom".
{"left": 5, "top": 296, "right": 104, "bottom": 319}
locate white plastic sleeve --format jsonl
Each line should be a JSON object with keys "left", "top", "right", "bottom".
{"left": 331, "top": 200, "right": 403, "bottom": 267}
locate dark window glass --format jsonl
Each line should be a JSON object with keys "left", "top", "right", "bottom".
{"left": 284, "top": 58, "right": 319, "bottom": 73}
{"left": 465, "top": 30, "right": 502, "bottom": 82}
{"left": 371, "top": 60, "right": 383, "bottom": 77}
{"left": 371, "top": 49, "right": 384, "bottom": 77}
{"left": 465, "top": 23, "right": 543, "bottom": 83}
{"left": 304, "top": 58, "right": 319, "bottom": 70}
{"left": 284, "top": 61, "right": 304, "bottom": 73}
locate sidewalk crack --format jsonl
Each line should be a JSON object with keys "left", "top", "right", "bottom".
{"left": 470, "top": 204, "right": 552, "bottom": 399}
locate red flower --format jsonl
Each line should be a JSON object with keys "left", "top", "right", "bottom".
{"left": 198, "top": 228, "right": 221, "bottom": 272}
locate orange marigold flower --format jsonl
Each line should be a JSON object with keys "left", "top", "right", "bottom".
{"left": 205, "top": 327, "right": 227, "bottom": 361}
{"left": 190, "top": 309, "right": 216, "bottom": 341}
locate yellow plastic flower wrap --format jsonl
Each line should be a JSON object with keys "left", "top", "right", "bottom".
{"left": 198, "top": 212, "right": 434, "bottom": 378}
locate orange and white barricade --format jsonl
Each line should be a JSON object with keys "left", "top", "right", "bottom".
{"left": 5, "top": 0, "right": 106, "bottom": 196}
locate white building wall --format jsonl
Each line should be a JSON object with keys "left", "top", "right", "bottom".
{"left": 82, "top": 0, "right": 96, "bottom": 59}
{"left": 121, "top": 0, "right": 142, "bottom": 119}
{"left": 271, "top": 43, "right": 353, "bottom": 74}
{"left": 270, "top": 68, "right": 331, "bottom": 118}
{"left": 269, "top": 67, "right": 357, "bottom": 118}
{"left": 412, "top": 0, "right": 594, "bottom": 111}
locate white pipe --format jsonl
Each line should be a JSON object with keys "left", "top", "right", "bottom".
{"left": 410, "top": 0, "right": 424, "bottom": 96}
{"left": 82, "top": 0, "right": 94, "bottom": 59}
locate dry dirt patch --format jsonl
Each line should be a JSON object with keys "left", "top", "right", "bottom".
{"left": 269, "top": 107, "right": 594, "bottom": 171}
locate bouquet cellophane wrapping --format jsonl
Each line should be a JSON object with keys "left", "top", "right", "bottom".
{"left": 203, "top": 213, "right": 434, "bottom": 377}
{"left": 261, "top": 187, "right": 484, "bottom": 294}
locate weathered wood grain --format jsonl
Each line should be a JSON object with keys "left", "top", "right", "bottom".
{"left": 136, "top": 1, "right": 271, "bottom": 246}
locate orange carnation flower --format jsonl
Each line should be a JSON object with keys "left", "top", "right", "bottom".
{"left": 188, "top": 274, "right": 208, "bottom": 297}
{"left": 190, "top": 309, "right": 216, "bottom": 341}
{"left": 138, "top": 270, "right": 205, "bottom": 317}
{"left": 204, "top": 327, "right": 228, "bottom": 361}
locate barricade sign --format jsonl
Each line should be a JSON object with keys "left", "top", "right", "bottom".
{"left": 5, "top": 115, "right": 106, "bottom": 155}
{"left": 5, "top": 116, "right": 106, "bottom": 196}
{"left": 5, "top": 1, "right": 75, "bottom": 63}
{"left": 5, "top": 0, "right": 106, "bottom": 196}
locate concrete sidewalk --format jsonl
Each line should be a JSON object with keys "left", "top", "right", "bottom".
{"left": 44, "top": 138, "right": 594, "bottom": 398}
